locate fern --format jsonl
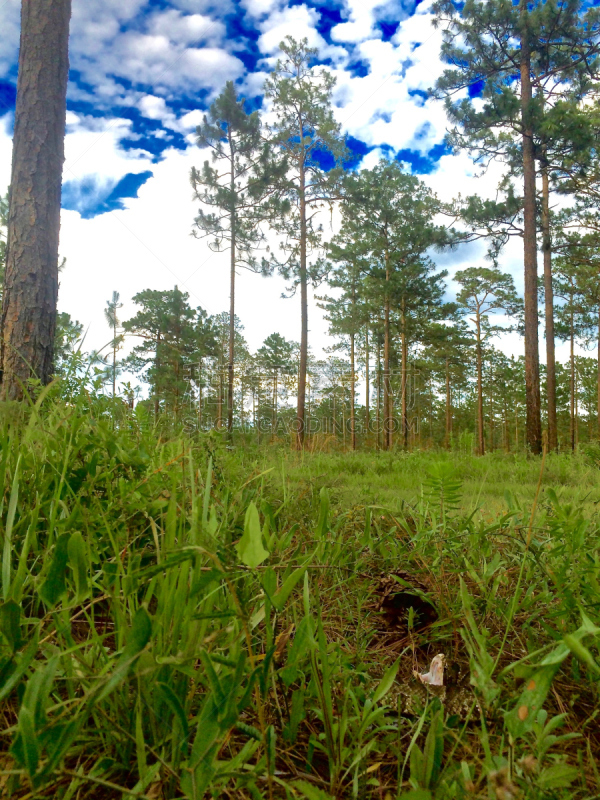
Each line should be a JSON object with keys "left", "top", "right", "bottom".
{"left": 423, "top": 461, "right": 463, "bottom": 517}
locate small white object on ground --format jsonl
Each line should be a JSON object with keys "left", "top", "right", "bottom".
{"left": 414, "top": 654, "right": 445, "bottom": 686}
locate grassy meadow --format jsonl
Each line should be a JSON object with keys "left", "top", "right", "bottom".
{"left": 0, "top": 395, "right": 599, "bottom": 799}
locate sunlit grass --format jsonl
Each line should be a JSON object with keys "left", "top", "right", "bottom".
{"left": 0, "top": 396, "right": 598, "bottom": 798}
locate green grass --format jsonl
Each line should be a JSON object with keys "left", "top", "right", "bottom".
{"left": 0, "top": 397, "right": 599, "bottom": 799}
{"left": 229, "top": 445, "right": 600, "bottom": 520}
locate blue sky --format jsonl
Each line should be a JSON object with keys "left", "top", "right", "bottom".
{"left": 0, "top": 0, "right": 530, "bottom": 365}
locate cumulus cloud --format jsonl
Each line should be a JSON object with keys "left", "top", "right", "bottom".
{"left": 0, "top": 0, "right": 536, "bottom": 368}
{"left": 331, "top": 0, "right": 412, "bottom": 43}
{"left": 67, "top": 1, "right": 245, "bottom": 114}
{"left": 0, "top": 0, "right": 20, "bottom": 79}
{"left": 145, "top": 9, "right": 226, "bottom": 45}
{"left": 257, "top": 5, "right": 327, "bottom": 55}
{"left": 240, "top": 0, "right": 284, "bottom": 19}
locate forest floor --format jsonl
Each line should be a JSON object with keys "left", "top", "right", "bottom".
{"left": 0, "top": 402, "right": 599, "bottom": 799}
{"left": 231, "top": 441, "right": 600, "bottom": 518}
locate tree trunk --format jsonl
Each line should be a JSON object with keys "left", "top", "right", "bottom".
{"left": 217, "top": 367, "right": 223, "bottom": 429}
{"left": 541, "top": 150, "right": 557, "bottom": 452}
{"left": 575, "top": 359, "right": 579, "bottom": 448}
{"left": 401, "top": 298, "right": 408, "bottom": 449}
{"left": 154, "top": 331, "right": 161, "bottom": 422}
{"left": 350, "top": 332, "right": 356, "bottom": 450}
{"left": 1, "top": 0, "right": 72, "bottom": 399}
{"left": 445, "top": 357, "right": 452, "bottom": 449}
{"left": 112, "top": 321, "right": 117, "bottom": 397}
{"left": 520, "top": 3, "right": 542, "bottom": 454}
{"left": 429, "top": 377, "right": 434, "bottom": 446}
{"left": 376, "top": 330, "right": 382, "bottom": 450}
{"left": 476, "top": 313, "right": 485, "bottom": 456}
{"left": 597, "top": 307, "right": 600, "bottom": 441}
{"left": 365, "top": 325, "right": 370, "bottom": 442}
{"left": 296, "top": 146, "right": 308, "bottom": 449}
{"left": 383, "top": 250, "right": 392, "bottom": 450}
{"left": 228, "top": 171, "right": 236, "bottom": 437}
{"left": 570, "top": 309, "right": 575, "bottom": 453}
{"left": 488, "top": 365, "right": 494, "bottom": 452}
{"left": 198, "top": 360, "right": 203, "bottom": 430}
{"left": 272, "top": 371, "right": 277, "bottom": 439}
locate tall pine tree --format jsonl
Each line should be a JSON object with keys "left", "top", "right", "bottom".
{"left": 263, "top": 37, "right": 345, "bottom": 448}
{"left": 191, "top": 81, "right": 268, "bottom": 435}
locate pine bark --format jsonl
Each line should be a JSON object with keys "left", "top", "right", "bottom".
{"left": 541, "top": 153, "right": 558, "bottom": 451}
{"left": 570, "top": 308, "right": 575, "bottom": 452}
{"left": 401, "top": 298, "right": 408, "bottom": 449}
{"left": 1, "top": 0, "right": 72, "bottom": 399}
{"left": 296, "top": 156, "right": 308, "bottom": 449}
{"left": 154, "top": 332, "right": 161, "bottom": 422}
{"left": 520, "top": 6, "right": 543, "bottom": 454}
{"left": 350, "top": 332, "right": 356, "bottom": 450}
{"left": 376, "top": 330, "right": 381, "bottom": 450}
{"left": 365, "top": 325, "right": 370, "bottom": 439}
{"left": 597, "top": 308, "right": 600, "bottom": 440}
{"left": 445, "top": 357, "right": 452, "bottom": 449}
{"left": 383, "top": 251, "right": 392, "bottom": 450}
{"left": 227, "top": 133, "right": 236, "bottom": 436}
{"left": 475, "top": 311, "right": 485, "bottom": 456}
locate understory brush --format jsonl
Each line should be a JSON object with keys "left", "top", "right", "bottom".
{"left": 0, "top": 395, "right": 598, "bottom": 799}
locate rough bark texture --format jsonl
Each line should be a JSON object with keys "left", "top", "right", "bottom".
{"left": 383, "top": 252, "right": 392, "bottom": 450}
{"left": 296, "top": 158, "right": 308, "bottom": 449}
{"left": 1, "top": 0, "right": 72, "bottom": 399}
{"left": 364, "top": 326, "right": 370, "bottom": 439}
{"left": 520, "top": 10, "right": 543, "bottom": 454}
{"left": 401, "top": 299, "right": 408, "bottom": 449}
{"left": 227, "top": 137, "right": 236, "bottom": 436}
{"left": 445, "top": 357, "right": 452, "bottom": 449}
{"left": 475, "top": 313, "right": 485, "bottom": 456}
{"left": 570, "top": 311, "right": 575, "bottom": 452}
{"left": 154, "top": 332, "right": 161, "bottom": 422}
{"left": 541, "top": 155, "right": 558, "bottom": 452}
{"left": 350, "top": 332, "right": 356, "bottom": 450}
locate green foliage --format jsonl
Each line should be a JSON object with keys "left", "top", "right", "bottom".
{"left": 0, "top": 387, "right": 597, "bottom": 798}
{"left": 191, "top": 80, "right": 268, "bottom": 268}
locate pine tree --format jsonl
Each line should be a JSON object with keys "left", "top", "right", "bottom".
{"left": 318, "top": 238, "right": 371, "bottom": 450}
{"left": 554, "top": 258, "right": 595, "bottom": 450}
{"left": 423, "top": 321, "right": 473, "bottom": 448}
{"left": 1, "top": 0, "right": 72, "bottom": 398}
{"left": 191, "top": 81, "right": 269, "bottom": 436}
{"left": 339, "top": 161, "right": 450, "bottom": 449}
{"left": 263, "top": 36, "right": 346, "bottom": 449}
{"left": 257, "top": 333, "right": 296, "bottom": 437}
{"left": 104, "top": 291, "right": 123, "bottom": 398}
{"left": 124, "top": 287, "right": 215, "bottom": 422}
{"left": 433, "top": 0, "right": 600, "bottom": 454}
{"left": 455, "top": 265, "right": 522, "bottom": 455}
{"left": 210, "top": 312, "right": 248, "bottom": 429}
{"left": 53, "top": 312, "right": 84, "bottom": 376}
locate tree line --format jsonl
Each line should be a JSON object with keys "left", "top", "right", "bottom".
{"left": 183, "top": 10, "right": 600, "bottom": 454}
{"left": 3, "top": 1, "right": 600, "bottom": 455}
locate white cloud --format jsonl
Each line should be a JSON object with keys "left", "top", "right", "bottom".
{"left": 240, "top": 0, "right": 284, "bottom": 19}
{"left": 331, "top": 0, "right": 412, "bottom": 44}
{"left": 0, "top": 0, "right": 20, "bottom": 78}
{"left": 146, "top": 9, "right": 226, "bottom": 46}
{"left": 0, "top": 115, "right": 13, "bottom": 192}
{"left": 0, "top": 0, "right": 549, "bottom": 379}
{"left": 258, "top": 5, "right": 323, "bottom": 54}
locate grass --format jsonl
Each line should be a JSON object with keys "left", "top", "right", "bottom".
{"left": 230, "top": 443, "right": 600, "bottom": 519}
{"left": 0, "top": 394, "right": 599, "bottom": 799}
